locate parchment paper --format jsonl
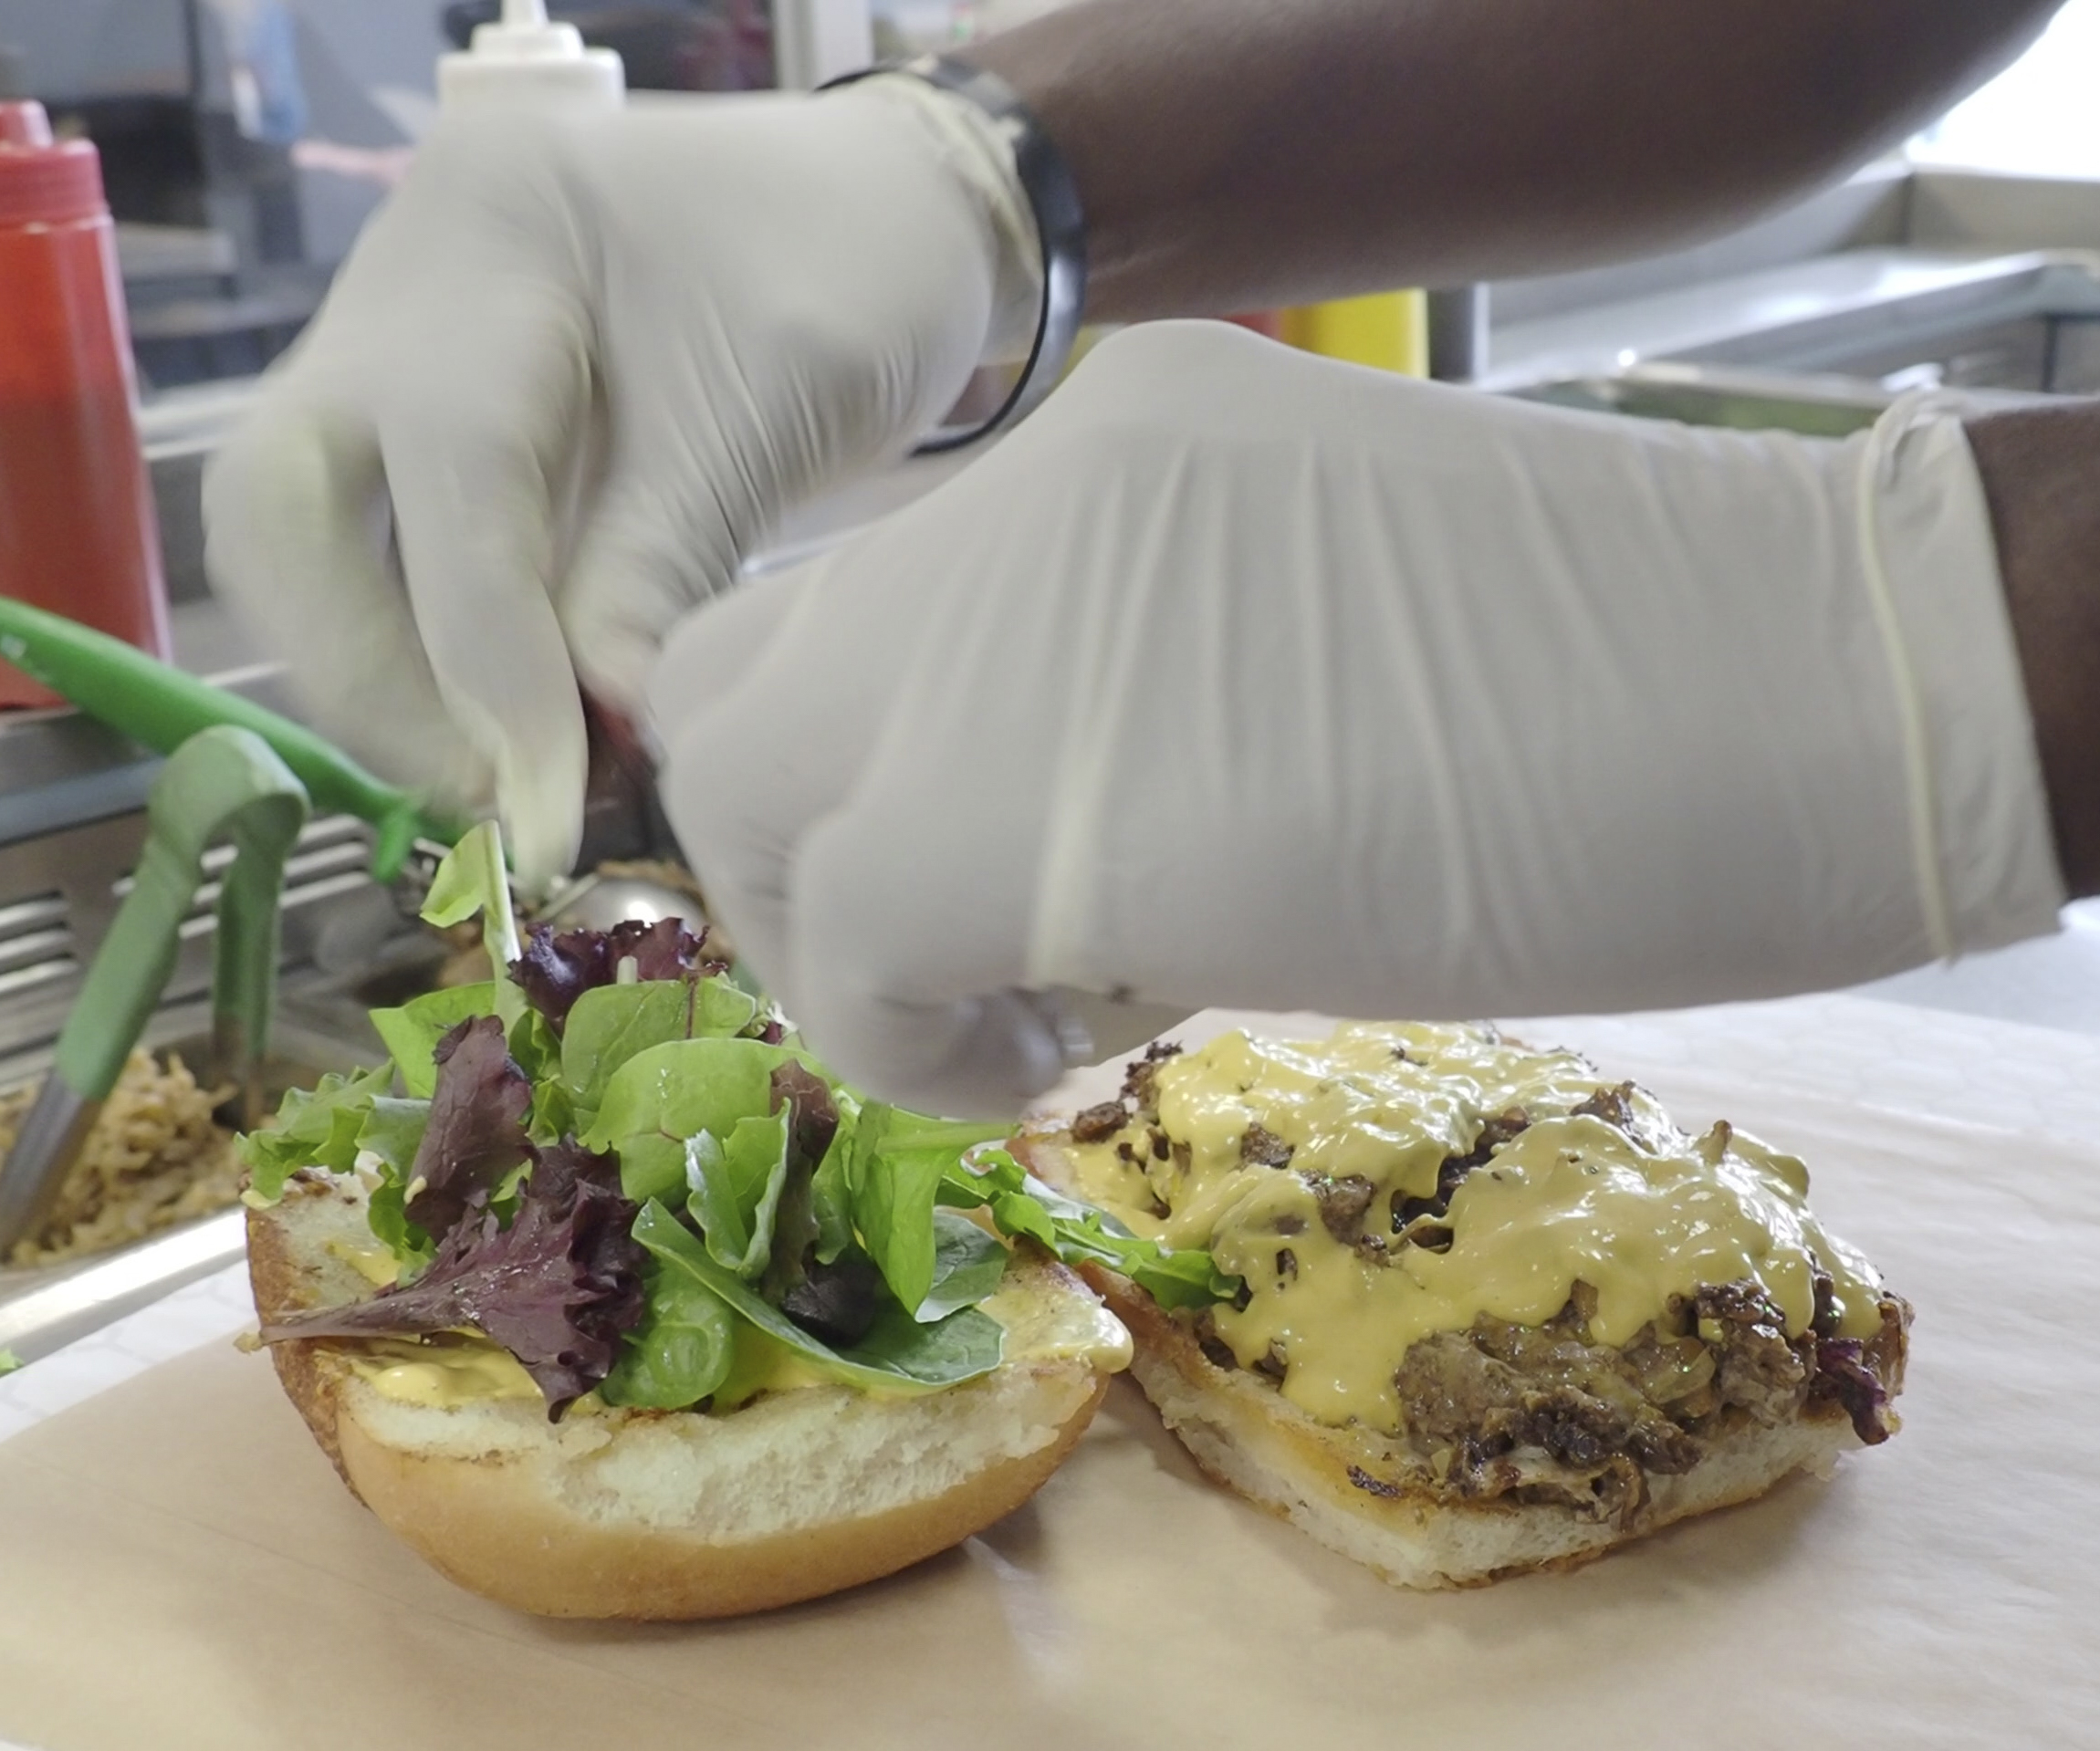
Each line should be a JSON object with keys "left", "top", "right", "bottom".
{"left": 2, "top": 1002, "right": 2095, "bottom": 1751}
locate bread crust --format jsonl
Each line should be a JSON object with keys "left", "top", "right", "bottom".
{"left": 1018, "top": 1133, "right": 1877, "bottom": 1590}
{"left": 248, "top": 1173, "right": 1114, "bottom": 1620}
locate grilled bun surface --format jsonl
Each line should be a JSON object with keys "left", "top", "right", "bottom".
{"left": 249, "top": 1173, "right": 1123, "bottom": 1621}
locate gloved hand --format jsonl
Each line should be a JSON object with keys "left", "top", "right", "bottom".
{"left": 653, "top": 321, "right": 2065, "bottom": 1116}
{"left": 204, "top": 83, "right": 1040, "bottom": 886}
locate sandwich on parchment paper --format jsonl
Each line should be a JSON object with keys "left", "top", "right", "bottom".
{"left": 1020, "top": 1020, "right": 1910, "bottom": 1589}
{"left": 240, "top": 829, "right": 1233, "bottom": 1621}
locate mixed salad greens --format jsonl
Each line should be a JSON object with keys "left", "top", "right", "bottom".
{"left": 246, "top": 827, "right": 1234, "bottom": 1420}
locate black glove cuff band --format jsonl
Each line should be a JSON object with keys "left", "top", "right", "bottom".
{"left": 821, "top": 54, "right": 1087, "bottom": 453}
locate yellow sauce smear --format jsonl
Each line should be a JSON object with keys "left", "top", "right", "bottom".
{"left": 347, "top": 1338, "right": 543, "bottom": 1408}
{"left": 1066, "top": 1022, "right": 1886, "bottom": 1433}
{"left": 348, "top": 1259, "right": 1133, "bottom": 1412}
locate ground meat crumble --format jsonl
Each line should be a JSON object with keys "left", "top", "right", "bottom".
{"left": 1089, "top": 1045, "right": 1908, "bottom": 1523}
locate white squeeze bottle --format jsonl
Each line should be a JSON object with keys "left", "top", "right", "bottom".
{"left": 429, "top": 0, "right": 624, "bottom": 758}
{"left": 438, "top": 0, "right": 627, "bottom": 110}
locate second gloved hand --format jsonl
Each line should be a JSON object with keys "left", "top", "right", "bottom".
{"left": 204, "top": 83, "right": 1037, "bottom": 886}
{"left": 653, "top": 323, "right": 2063, "bottom": 1116}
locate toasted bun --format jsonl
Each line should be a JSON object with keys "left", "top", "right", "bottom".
{"left": 248, "top": 1174, "right": 1117, "bottom": 1620}
{"left": 1020, "top": 1136, "right": 1886, "bottom": 1590}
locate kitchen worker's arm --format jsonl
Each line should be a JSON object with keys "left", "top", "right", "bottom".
{"left": 972, "top": 0, "right": 2063, "bottom": 316}
{"left": 651, "top": 324, "right": 2074, "bottom": 1116}
{"left": 1967, "top": 400, "right": 2100, "bottom": 897}
{"left": 204, "top": 0, "right": 2068, "bottom": 883}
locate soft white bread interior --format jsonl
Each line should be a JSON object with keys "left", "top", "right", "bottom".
{"left": 1021, "top": 1136, "right": 1878, "bottom": 1591}
{"left": 248, "top": 1173, "right": 1118, "bottom": 1620}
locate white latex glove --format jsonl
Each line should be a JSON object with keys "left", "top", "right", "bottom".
{"left": 653, "top": 321, "right": 2066, "bottom": 1117}
{"left": 203, "top": 83, "right": 1039, "bottom": 886}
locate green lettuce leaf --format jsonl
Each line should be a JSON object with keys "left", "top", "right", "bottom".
{"left": 630, "top": 1202, "right": 1002, "bottom": 1393}
{"left": 583, "top": 1037, "right": 809, "bottom": 1204}
{"left": 364, "top": 1176, "right": 428, "bottom": 1271}
{"left": 235, "top": 1063, "right": 442, "bottom": 1270}
{"left": 236, "top": 1063, "right": 398, "bottom": 1203}
{"left": 599, "top": 1261, "right": 737, "bottom": 1410}
{"left": 941, "top": 1148, "right": 1240, "bottom": 1311}
{"left": 847, "top": 1105, "right": 1010, "bottom": 1318}
{"left": 0, "top": 1348, "right": 21, "bottom": 1377}
{"left": 810, "top": 1110, "right": 857, "bottom": 1267}
{"left": 506, "top": 1006, "right": 561, "bottom": 1088}
{"left": 354, "top": 1097, "right": 432, "bottom": 1181}
{"left": 368, "top": 984, "right": 497, "bottom": 1098}
{"left": 418, "top": 822, "right": 524, "bottom": 1028}
{"left": 560, "top": 976, "right": 762, "bottom": 1122}
{"left": 529, "top": 1074, "right": 575, "bottom": 1143}
{"left": 683, "top": 1109, "right": 791, "bottom": 1279}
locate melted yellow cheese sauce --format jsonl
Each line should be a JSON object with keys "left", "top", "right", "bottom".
{"left": 979, "top": 1275, "right": 1134, "bottom": 1373}
{"left": 1067, "top": 1022, "right": 1886, "bottom": 1433}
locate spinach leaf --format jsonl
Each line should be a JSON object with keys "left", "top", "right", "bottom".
{"left": 630, "top": 1203, "right": 1002, "bottom": 1392}
{"left": 600, "top": 1262, "right": 736, "bottom": 1410}
{"left": 560, "top": 977, "right": 761, "bottom": 1121}
{"left": 917, "top": 1211, "right": 1010, "bottom": 1322}
{"left": 849, "top": 1105, "right": 1011, "bottom": 1318}
{"left": 584, "top": 1037, "right": 808, "bottom": 1204}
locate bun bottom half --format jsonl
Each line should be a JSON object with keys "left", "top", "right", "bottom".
{"left": 1079, "top": 1260, "right": 1862, "bottom": 1591}
{"left": 249, "top": 1174, "right": 1113, "bottom": 1620}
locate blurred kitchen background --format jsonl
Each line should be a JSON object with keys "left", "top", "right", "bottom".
{"left": 0, "top": 0, "right": 2094, "bottom": 398}
{"left": 6, "top": 0, "right": 2100, "bottom": 1037}
{"left": 0, "top": 0, "right": 1080, "bottom": 394}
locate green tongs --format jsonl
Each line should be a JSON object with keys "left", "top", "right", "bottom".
{"left": 0, "top": 726, "right": 309, "bottom": 1256}
{"left": 0, "top": 598, "right": 451, "bottom": 881}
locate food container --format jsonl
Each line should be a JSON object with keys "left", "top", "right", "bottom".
{"left": 0, "top": 1006, "right": 369, "bottom": 1365}
{"left": 0, "top": 100, "right": 170, "bottom": 707}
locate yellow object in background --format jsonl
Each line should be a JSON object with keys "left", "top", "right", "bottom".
{"left": 1279, "top": 289, "right": 1429, "bottom": 376}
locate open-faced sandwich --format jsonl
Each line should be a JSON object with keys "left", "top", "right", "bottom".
{"left": 242, "top": 829, "right": 1219, "bottom": 1621}
{"left": 1020, "top": 1021, "right": 1911, "bottom": 1589}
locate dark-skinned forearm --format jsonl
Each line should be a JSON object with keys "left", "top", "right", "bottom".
{"left": 1966, "top": 403, "right": 2100, "bottom": 898}
{"left": 967, "top": 0, "right": 2062, "bottom": 320}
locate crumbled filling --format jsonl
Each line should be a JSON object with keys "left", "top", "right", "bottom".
{"left": 1067, "top": 1024, "right": 1910, "bottom": 1519}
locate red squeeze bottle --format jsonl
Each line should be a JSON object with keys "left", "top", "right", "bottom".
{"left": 0, "top": 100, "right": 170, "bottom": 708}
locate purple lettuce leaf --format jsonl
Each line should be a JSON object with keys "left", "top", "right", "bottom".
{"left": 263, "top": 1138, "right": 645, "bottom": 1420}
{"left": 756, "top": 1061, "right": 842, "bottom": 1305}
{"left": 773, "top": 1060, "right": 841, "bottom": 1181}
{"left": 615, "top": 918, "right": 720, "bottom": 982}
{"left": 404, "top": 1016, "right": 534, "bottom": 1242}
{"left": 507, "top": 918, "right": 726, "bottom": 1034}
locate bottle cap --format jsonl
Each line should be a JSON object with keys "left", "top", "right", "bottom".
{"left": 438, "top": 0, "right": 624, "bottom": 111}
{"left": 0, "top": 101, "right": 105, "bottom": 229}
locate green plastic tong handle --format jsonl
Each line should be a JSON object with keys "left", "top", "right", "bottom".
{"left": 0, "top": 726, "right": 313, "bottom": 1255}
{"left": 54, "top": 724, "right": 311, "bottom": 1103}
{"left": 0, "top": 597, "right": 452, "bottom": 880}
